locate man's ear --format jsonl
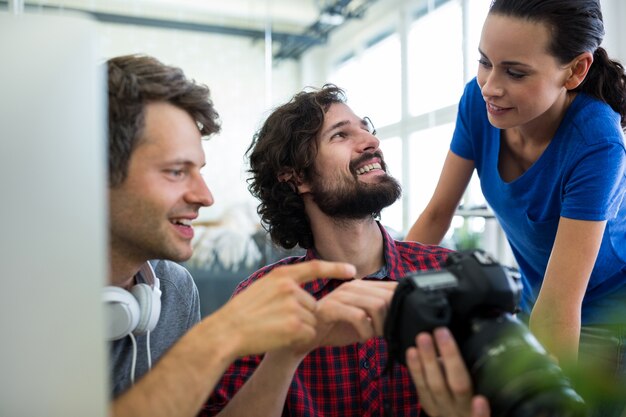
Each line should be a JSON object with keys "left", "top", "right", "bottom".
{"left": 296, "top": 178, "right": 310, "bottom": 194}
{"left": 277, "top": 170, "right": 294, "bottom": 184}
{"left": 564, "top": 51, "right": 593, "bottom": 90}
{"left": 277, "top": 169, "right": 308, "bottom": 193}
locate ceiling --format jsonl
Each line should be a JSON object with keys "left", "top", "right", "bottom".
{"left": 2, "top": 0, "right": 379, "bottom": 60}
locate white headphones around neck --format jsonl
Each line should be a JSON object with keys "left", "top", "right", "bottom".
{"left": 102, "top": 263, "right": 162, "bottom": 341}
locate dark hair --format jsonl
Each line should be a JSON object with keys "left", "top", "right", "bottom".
{"left": 107, "top": 54, "right": 221, "bottom": 186}
{"left": 489, "top": 0, "right": 626, "bottom": 128}
{"left": 246, "top": 84, "right": 346, "bottom": 250}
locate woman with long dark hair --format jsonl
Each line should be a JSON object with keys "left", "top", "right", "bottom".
{"left": 406, "top": 1, "right": 626, "bottom": 415}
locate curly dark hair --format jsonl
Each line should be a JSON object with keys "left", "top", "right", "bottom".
{"left": 490, "top": 0, "right": 626, "bottom": 129}
{"left": 246, "top": 84, "right": 346, "bottom": 250}
{"left": 107, "top": 54, "right": 221, "bottom": 187}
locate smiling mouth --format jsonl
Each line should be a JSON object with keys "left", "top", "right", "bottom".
{"left": 171, "top": 219, "right": 192, "bottom": 227}
{"left": 356, "top": 162, "right": 382, "bottom": 175}
{"left": 487, "top": 102, "right": 510, "bottom": 112}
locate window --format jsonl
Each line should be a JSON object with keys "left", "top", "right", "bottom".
{"left": 329, "top": 31, "right": 401, "bottom": 127}
{"left": 322, "top": 0, "right": 493, "bottom": 237}
{"left": 466, "top": 0, "right": 493, "bottom": 73}
{"left": 408, "top": 123, "right": 454, "bottom": 217}
{"left": 379, "top": 136, "right": 403, "bottom": 233}
{"left": 408, "top": 0, "right": 463, "bottom": 116}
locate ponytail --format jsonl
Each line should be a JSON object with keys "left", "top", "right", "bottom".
{"left": 576, "top": 47, "right": 626, "bottom": 130}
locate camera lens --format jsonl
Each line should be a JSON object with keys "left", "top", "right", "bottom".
{"left": 461, "top": 314, "right": 587, "bottom": 417}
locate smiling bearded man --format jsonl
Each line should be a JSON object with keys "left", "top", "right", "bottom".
{"left": 204, "top": 84, "right": 453, "bottom": 417}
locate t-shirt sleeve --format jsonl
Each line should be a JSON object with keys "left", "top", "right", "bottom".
{"left": 450, "top": 79, "right": 481, "bottom": 161}
{"left": 562, "top": 140, "right": 626, "bottom": 221}
{"left": 187, "top": 281, "right": 201, "bottom": 328}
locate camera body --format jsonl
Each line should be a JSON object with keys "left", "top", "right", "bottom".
{"left": 385, "top": 249, "right": 522, "bottom": 359}
{"left": 384, "top": 250, "right": 587, "bottom": 417}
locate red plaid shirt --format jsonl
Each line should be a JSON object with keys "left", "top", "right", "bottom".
{"left": 203, "top": 223, "right": 451, "bottom": 417}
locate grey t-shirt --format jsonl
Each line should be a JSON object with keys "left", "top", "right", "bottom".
{"left": 109, "top": 260, "right": 201, "bottom": 398}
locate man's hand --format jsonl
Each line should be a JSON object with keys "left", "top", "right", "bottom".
{"left": 293, "top": 279, "right": 397, "bottom": 354}
{"left": 470, "top": 397, "right": 491, "bottom": 417}
{"left": 211, "top": 260, "right": 356, "bottom": 358}
{"left": 406, "top": 328, "right": 490, "bottom": 417}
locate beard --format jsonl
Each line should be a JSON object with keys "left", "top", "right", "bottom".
{"left": 310, "top": 154, "right": 402, "bottom": 219}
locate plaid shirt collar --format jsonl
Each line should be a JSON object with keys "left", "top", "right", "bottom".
{"left": 302, "top": 222, "right": 401, "bottom": 295}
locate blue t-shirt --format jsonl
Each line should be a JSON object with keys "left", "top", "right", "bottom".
{"left": 450, "top": 78, "right": 626, "bottom": 324}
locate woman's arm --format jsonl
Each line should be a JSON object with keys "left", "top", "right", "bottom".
{"left": 529, "top": 217, "right": 606, "bottom": 365}
{"left": 405, "top": 151, "right": 475, "bottom": 243}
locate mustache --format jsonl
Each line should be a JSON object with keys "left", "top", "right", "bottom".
{"left": 350, "top": 151, "right": 386, "bottom": 174}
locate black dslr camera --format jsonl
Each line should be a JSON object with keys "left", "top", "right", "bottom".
{"left": 384, "top": 250, "right": 587, "bottom": 417}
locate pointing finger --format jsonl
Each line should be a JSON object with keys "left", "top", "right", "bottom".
{"left": 272, "top": 260, "right": 356, "bottom": 285}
